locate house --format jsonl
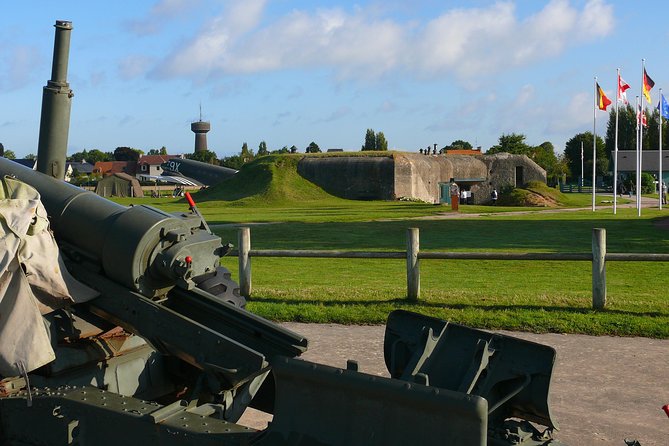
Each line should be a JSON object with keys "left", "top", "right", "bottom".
{"left": 65, "top": 161, "right": 95, "bottom": 182}
{"left": 94, "top": 161, "right": 137, "bottom": 177}
{"left": 137, "top": 154, "right": 182, "bottom": 178}
{"left": 614, "top": 150, "right": 669, "bottom": 185}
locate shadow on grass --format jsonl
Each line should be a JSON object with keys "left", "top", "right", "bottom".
{"left": 247, "top": 296, "right": 667, "bottom": 318}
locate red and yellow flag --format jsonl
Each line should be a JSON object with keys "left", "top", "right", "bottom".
{"left": 643, "top": 68, "right": 655, "bottom": 103}
{"left": 596, "top": 83, "right": 611, "bottom": 111}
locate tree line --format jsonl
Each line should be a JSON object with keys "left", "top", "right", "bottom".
{"left": 561, "top": 104, "right": 666, "bottom": 190}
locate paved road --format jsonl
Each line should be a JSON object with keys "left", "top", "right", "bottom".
{"left": 239, "top": 323, "right": 669, "bottom": 446}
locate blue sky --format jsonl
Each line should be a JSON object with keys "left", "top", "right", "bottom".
{"left": 0, "top": 1, "right": 665, "bottom": 158}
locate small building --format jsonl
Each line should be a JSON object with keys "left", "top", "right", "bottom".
{"left": 94, "top": 161, "right": 137, "bottom": 177}
{"left": 94, "top": 172, "right": 143, "bottom": 198}
{"left": 614, "top": 150, "right": 669, "bottom": 184}
{"left": 137, "top": 154, "right": 182, "bottom": 178}
{"left": 65, "top": 161, "right": 95, "bottom": 182}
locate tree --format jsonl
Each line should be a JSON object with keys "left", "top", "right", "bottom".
{"left": 604, "top": 104, "right": 669, "bottom": 161}
{"left": 186, "top": 150, "right": 218, "bottom": 164}
{"left": 258, "top": 141, "right": 269, "bottom": 156}
{"left": 0, "top": 142, "right": 4, "bottom": 157}
{"left": 147, "top": 146, "right": 168, "bottom": 155}
{"left": 290, "top": 145, "right": 298, "bottom": 153}
{"left": 219, "top": 155, "right": 244, "bottom": 170}
{"left": 564, "top": 132, "right": 608, "bottom": 183}
{"left": 219, "top": 143, "right": 258, "bottom": 169}
{"left": 240, "top": 142, "right": 254, "bottom": 162}
{"left": 362, "top": 129, "right": 376, "bottom": 151}
{"left": 272, "top": 146, "right": 290, "bottom": 154}
{"left": 3, "top": 150, "right": 15, "bottom": 160}
{"left": 69, "top": 149, "right": 112, "bottom": 163}
{"left": 531, "top": 141, "right": 559, "bottom": 183}
{"left": 25, "top": 153, "right": 37, "bottom": 160}
{"left": 376, "top": 132, "right": 388, "bottom": 151}
{"left": 605, "top": 104, "right": 641, "bottom": 155}
{"left": 306, "top": 141, "right": 321, "bottom": 153}
{"left": 487, "top": 134, "right": 561, "bottom": 182}
{"left": 450, "top": 139, "right": 473, "bottom": 150}
{"left": 113, "top": 147, "right": 142, "bottom": 162}
{"left": 488, "top": 133, "right": 532, "bottom": 155}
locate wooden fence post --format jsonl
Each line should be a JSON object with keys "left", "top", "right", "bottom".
{"left": 592, "top": 228, "right": 606, "bottom": 309}
{"left": 239, "top": 227, "right": 251, "bottom": 297}
{"left": 407, "top": 228, "right": 420, "bottom": 301}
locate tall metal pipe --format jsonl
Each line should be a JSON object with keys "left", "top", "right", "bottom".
{"left": 37, "top": 20, "right": 73, "bottom": 180}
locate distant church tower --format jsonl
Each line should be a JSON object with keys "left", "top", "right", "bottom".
{"left": 191, "top": 105, "right": 211, "bottom": 153}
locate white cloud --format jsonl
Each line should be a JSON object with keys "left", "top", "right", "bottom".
{"left": 0, "top": 45, "right": 42, "bottom": 90}
{"left": 153, "top": 0, "right": 267, "bottom": 78}
{"left": 411, "top": 0, "right": 614, "bottom": 78}
{"left": 126, "top": 0, "right": 200, "bottom": 36}
{"left": 315, "top": 106, "right": 354, "bottom": 123}
{"left": 546, "top": 91, "right": 593, "bottom": 133}
{"left": 513, "top": 85, "right": 536, "bottom": 108}
{"left": 118, "top": 55, "right": 155, "bottom": 80}
{"left": 153, "top": 0, "right": 614, "bottom": 82}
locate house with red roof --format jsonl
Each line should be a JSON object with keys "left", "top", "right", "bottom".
{"left": 93, "top": 161, "right": 137, "bottom": 176}
{"left": 137, "top": 154, "right": 182, "bottom": 177}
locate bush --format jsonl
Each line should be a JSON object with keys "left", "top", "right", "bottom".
{"left": 641, "top": 173, "right": 655, "bottom": 194}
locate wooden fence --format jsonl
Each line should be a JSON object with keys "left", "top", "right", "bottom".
{"left": 233, "top": 227, "right": 669, "bottom": 309}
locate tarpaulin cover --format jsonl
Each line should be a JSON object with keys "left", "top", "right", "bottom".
{"left": 0, "top": 176, "right": 98, "bottom": 376}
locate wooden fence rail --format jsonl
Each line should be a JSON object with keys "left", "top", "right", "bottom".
{"left": 232, "top": 227, "right": 668, "bottom": 309}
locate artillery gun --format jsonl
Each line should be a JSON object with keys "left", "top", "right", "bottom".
{"left": 0, "top": 21, "right": 564, "bottom": 445}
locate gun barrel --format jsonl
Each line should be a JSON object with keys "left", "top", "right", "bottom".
{"left": 0, "top": 158, "right": 222, "bottom": 296}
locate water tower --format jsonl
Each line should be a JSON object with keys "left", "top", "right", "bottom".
{"left": 191, "top": 106, "right": 210, "bottom": 153}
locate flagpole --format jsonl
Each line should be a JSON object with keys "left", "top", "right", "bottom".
{"left": 592, "top": 76, "right": 597, "bottom": 212}
{"left": 639, "top": 59, "right": 645, "bottom": 217}
{"left": 660, "top": 87, "right": 663, "bottom": 210}
{"left": 636, "top": 95, "right": 640, "bottom": 215}
{"left": 578, "top": 140, "right": 583, "bottom": 188}
{"left": 614, "top": 68, "right": 620, "bottom": 214}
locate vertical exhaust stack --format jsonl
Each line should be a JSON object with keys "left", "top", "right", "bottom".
{"left": 37, "top": 20, "right": 73, "bottom": 180}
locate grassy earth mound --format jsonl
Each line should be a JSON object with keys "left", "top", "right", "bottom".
{"left": 196, "top": 154, "right": 337, "bottom": 205}
{"left": 497, "top": 181, "right": 566, "bottom": 207}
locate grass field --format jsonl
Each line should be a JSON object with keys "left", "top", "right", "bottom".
{"left": 112, "top": 157, "right": 669, "bottom": 338}
{"left": 116, "top": 193, "right": 669, "bottom": 338}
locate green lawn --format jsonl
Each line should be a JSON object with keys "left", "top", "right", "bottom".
{"left": 114, "top": 194, "right": 669, "bottom": 338}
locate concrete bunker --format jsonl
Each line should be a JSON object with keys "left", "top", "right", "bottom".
{"left": 297, "top": 152, "right": 546, "bottom": 204}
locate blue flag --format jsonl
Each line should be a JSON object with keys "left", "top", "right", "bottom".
{"left": 659, "top": 94, "right": 669, "bottom": 119}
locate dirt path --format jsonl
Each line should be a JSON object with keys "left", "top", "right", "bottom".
{"left": 239, "top": 323, "right": 668, "bottom": 446}
{"left": 420, "top": 195, "right": 663, "bottom": 220}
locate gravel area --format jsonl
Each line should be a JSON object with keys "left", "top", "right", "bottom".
{"left": 238, "top": 323, "right": 669, "bottom": 446}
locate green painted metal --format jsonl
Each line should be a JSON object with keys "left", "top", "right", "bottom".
{"left": 37, "top": 21, "right": 73, "bottom": 180}
{"left": 385, "top": 310, "right": 562, "bottom": 445}
{"left": 264, "top": 356, "right": 488, "bottom": 445}
{"left": 0, "top": 386, "right": 258, "bottom": 445}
